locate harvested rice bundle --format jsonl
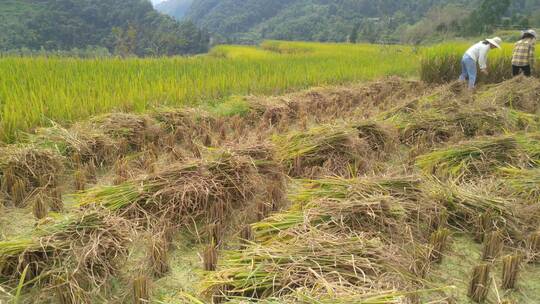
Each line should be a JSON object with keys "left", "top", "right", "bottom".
{"left": 416, "top": 136, "right": 520, "bottom": 180}
{"left": 379, "top": 81, "right": 466, "bottom": 122}
{"left": 29, "top": 123, "right": 122, "bottom": 167}
{"left": 388, "top": 104, "right": 538, "bottom": 149}
{"left": 203, "top": 227, "right": 404, "bottom": 301}
{"left": 387, "top": 109, "right": 453, "bottom": 147}
{"left": 477, "top": 75, "right": 540, "bottom": 114}
{"left": 352, "top": 121, "right": 397, "bottom": 156}
{"left": 0, "top": 145, "right": 64, "bottom": 206}
{"left": 77, "top": 149, "right": 280, "bottom": 225}
{"left": 153, "top": 107, "right": 217, "bottom": 144}
{"left": 255, "top": 177, "right": 427, "bottom": 245}
{"left": 515, "top": 134, "right": 540, "bottom": 166}
{"left": 426, "top": 181, "right": 521, "bottom": 239}
{"left": 273, "top": 124, "right": 370, "bottom": 178}
{"left": 255, "top": 196, "right": 426, "bottom": 246}
{"left": 290, "top": 176, "right": 422, "bottom": 204}
{"left": 112, "top": 150, "right": 159, "bottom": 185}
{"left": 223, "top": 287, "right": 439, "bottom": 304}
{"left": 0, "top": 209, "right": 131, "bottom": 301}
{"left": 500, "top": 167, "right": 540, "bottom": 201}
{"left": 90, "top": 112, "right": 163, "bottom": 151}
{"left": 247, "top": 96, "right": 295, "bottom": 128}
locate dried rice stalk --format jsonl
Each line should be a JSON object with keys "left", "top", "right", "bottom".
{"left": 203, "top": 245, "right": 218, "bottom": 271}
{"left": 149, "top": 237, "right": 170, "bottom": 278}
{"left": 501, "top": 254, "right": 521, "bottom": 290}
{"left": 133, "top": 274, "right": 151, "bottom": 304}
{"left": 429, "top": 228, "right": 450, "bottom": 264}
{"left": 77, "top": 148, "right": 281, "bottom": 226}
{"left": 32, "top": 194, "right": 48, "bottom": 220}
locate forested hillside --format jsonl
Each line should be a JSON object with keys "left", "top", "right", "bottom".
{"left": 0, "top": 0, "right": 209, "bottom": 56}
{"left": 179, "top": 0, "right": 540, "bottom": 43}
{"left": 155, "top": 0, "right": 193, "bottom": 20}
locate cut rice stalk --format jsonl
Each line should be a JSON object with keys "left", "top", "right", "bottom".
{"left": 501, "top": 254, "right": 521, "bottom": 290}
{"left": 468, "top": 264, "right": 491, "bottom": 303}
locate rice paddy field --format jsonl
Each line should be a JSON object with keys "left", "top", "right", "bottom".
{"left": 0, "top": 41, "right": 418, "bottom": 142}
{"left": 1, "top": 40, "right": 540, "bottom": 304}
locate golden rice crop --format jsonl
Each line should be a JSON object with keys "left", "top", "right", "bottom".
{"left": 0, "top": 41, "right": 418, "bottom": 142}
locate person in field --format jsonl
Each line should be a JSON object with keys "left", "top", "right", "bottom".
{"left": 512, "top": 29, "right": 536, "bottom": 77}
{"left": 459, "top": 37, "right": 502, "bottom": 89}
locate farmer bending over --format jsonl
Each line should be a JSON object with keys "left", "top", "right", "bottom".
{"left": 512, "top": 29, "right": 536, "bottom": 77}
{"left": 459, "top": 37, "right": 502, "bottom": 89}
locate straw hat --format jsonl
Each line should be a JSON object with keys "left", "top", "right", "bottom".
{"left": 522, "top": 29, "right": 537, "bottom": 39}
{"left": 486, "top": 37, "right": 502, "bottom": 49}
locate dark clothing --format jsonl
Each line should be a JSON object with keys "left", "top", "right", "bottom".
{"left": 512, "top": 65, "right": 532, "bottom": 77}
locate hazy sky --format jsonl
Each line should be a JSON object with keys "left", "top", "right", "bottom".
{"left": 151, "top": 0, "right": 165, "bottom": 5}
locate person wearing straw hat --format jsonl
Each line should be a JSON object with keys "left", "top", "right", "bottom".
{"left": 459, "top": 37, "right": 503, "bottom": 89}
{"left": 512, "top": 29, "right": 536, "bottom": 77}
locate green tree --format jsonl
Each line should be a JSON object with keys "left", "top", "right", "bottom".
{"left": 462, "top": 0, "right": 510, "bottom": 35}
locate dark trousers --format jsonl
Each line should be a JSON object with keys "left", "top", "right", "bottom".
{"left": 512, "top": 65, "right": 531, "bottom": 77}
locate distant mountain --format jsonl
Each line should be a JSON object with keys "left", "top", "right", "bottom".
{"left": 177, "top": 0, "right": 540, "bottom": 44}
{"left": 155, "top": 0, "right": 193, "bottom": 20}
{"left": 0, "top": 0, "right": 209, "bottom": 56}
{"left": 183, "top": 0, "right": 476, "bottom": 43}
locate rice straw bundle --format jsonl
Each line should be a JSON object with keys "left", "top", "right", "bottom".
{"left": 203, "top": 228, "right": 400, "bottom": 301}
{"left": 426, "top": 181, "right": 520, "bottom": 238}
{"left": 416, "top": 136, "right": 519, "bottom": 180}
{"left": 290, "top": 176, "right": 422, "bottom": 204}
{"left": 477, "top": 75, "right": 540, "bottom": 114}
{"left": 90, "top": 112, "right": 163, "bottom": 151}
{"left": 500, "top": 167, "right": 540, "bottom": 201}
{"left": 29, "top": 123, "right": 122, "bottom": 167}
{"left": 0, "top": 209, "right": 131, "bottom": 299}
{"left": 77, "top": 148, "right": 281, "bottom": 226}
{"left": 153, "top": 107, "right": 217, "bottom": 145}
{"left": 0, "top": 145, "right": 64, "bottom": 206}
{"left": 273, "top": 124, "right": 369, "bottom": 177}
